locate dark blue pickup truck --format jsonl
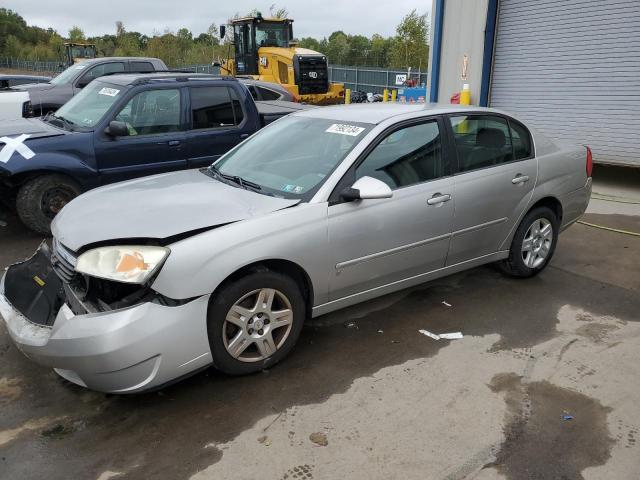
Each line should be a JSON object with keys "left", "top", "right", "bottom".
{"left": 0, "top": 73, "right": 309, "bottom": 233}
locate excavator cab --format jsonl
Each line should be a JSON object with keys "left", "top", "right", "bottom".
{"left": 229, "top": 16, "right": 293, "bottom": 75}
{"left": 64, "top": 43, "right": 97, "bottom": 67}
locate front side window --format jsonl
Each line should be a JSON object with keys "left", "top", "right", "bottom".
{"left": 80, "top": 62, "right": 125, "bottom": 85}
{"left": 190, "top": 87, "right": 237, "bottom": 129}
{"left": 55, "top": 81, "right": 127, "bottom": 128}
{"left": 356, "top": 121, "right": 444, "bottom": 190}
{"left": 114, "top": 88, "right": 181, "bottom": 135}
{"left": 215, "top": 116, "right": 372, "bottom": 198}
{"left": 449, "top": 115, "right": 514, "bottom": 172}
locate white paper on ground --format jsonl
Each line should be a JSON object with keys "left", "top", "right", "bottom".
{"left": 439, "top": 332, "right": 464, "bottom": 340}
{"left": 418, "top": 330, "right": 463, "bottom": 340}
{"left": 418, "top": 329, "right": 440, "bottom": 340}
{"left": 442, "top": 301, "right": 452, "bottom": 307}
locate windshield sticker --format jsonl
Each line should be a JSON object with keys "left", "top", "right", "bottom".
{"left": 326, "top": 124, "right": 365, "bottom": 136}
{"left": 0, "top": 134, "right": 35, "bottom": 163}
{"left": 282, "top": 184, "right": 305, "bottom": 194}
{"left": 98, "top": 87, "right": 120, "bottom": 97}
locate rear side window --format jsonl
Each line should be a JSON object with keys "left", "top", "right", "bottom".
{"left": 449, "top": 115, "right": 513, "bottom": 172}
{"left": 510, "top": 120, "right": 533, "bottom": 159}
{"left": 130, "top": 61, "right": 155, "bottom": 72}
{"left": 356, "top": 121, "right": 444, "bottom": 190}
{"left": 257, "top": 86, "right": 281, "bottom": 100}
{"left": 190, "top": 86, "right": 236, "bottom": 129}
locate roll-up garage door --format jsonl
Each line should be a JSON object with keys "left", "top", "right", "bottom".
{"left": 489, "top": 0, "right": 640, "bottom": 166}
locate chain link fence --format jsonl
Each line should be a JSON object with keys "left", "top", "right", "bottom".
{"left": 0, "top": 57, "right": 64, "bottom": 75}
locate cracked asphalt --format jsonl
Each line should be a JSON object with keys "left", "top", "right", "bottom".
{"left": 1, "top": 168, "right": 639, "bottom": 480}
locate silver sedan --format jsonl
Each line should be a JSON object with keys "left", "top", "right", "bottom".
{"left": 0, "top": 104, "right": 592, "bottom": 393}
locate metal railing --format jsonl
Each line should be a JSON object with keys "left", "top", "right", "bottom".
{"left": 0, "top": 57, "right": 64, "bottom": 74}
{"left": 328, "top": 65, "right": 428, "bottom": 94}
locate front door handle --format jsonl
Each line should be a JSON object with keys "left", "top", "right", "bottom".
{"left": 512, "top": 174, "right": 530, "bottom": 184}
{"left": 427, "top": 193, "right": 452, "bottom": 206}
{"left": 240, "top": 133, "right": 250, "bottom": 139}
{"left": 167, "top": 140, "right": 181, "bottom": 147}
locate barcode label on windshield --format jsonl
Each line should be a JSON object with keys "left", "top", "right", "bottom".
{"left": 98, "top": 87, "right": 120, "bottom": 97}
{"left": 326, "top": 124, "right": 365, "bottom": 136}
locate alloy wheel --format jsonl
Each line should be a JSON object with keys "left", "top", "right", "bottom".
{"left": 222, "top": 288, "right": 294, "bottom": 362}
{"left": 521, "top": 218, "right": 553, "bottom": 269}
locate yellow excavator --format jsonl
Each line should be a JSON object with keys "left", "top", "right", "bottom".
{"left": 219, "top": 14, "right": 344, "bottom": 105}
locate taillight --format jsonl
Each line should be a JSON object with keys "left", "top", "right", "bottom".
{"left": 586, "top": 146, "right": 593, "bottom": 177}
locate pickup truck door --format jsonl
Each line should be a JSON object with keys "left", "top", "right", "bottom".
{"left": 94, "top": 87, "right": 188, "bottom": 184}
{"left": 185, "top": 86, "right": 257, "bottom": 169}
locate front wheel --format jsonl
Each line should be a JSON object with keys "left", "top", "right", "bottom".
{"left": 500, "top": 206, "right": 559, "bottom": 278}
{"left": 207, "top": 270, "right": 305, "bottom": 375}
{"left": 16, "top": 174, "right": 81, "bottom": 235}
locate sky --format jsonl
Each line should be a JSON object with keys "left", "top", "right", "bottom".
{"left": 5, "top": 1, "right": 432, "bottom": 39}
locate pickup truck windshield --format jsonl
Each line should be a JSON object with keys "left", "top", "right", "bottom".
{"left": 215, "top": 116, "right": 373, "bottom": 198}
{"left": 50, "top": 64, "right": 86, "bottom": 85}
{"left": 55, "top": 81, "right": 125, "bottom": 128}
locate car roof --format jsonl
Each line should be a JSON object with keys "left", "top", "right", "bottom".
{"left": 96, "top": 72, "right": 233, "bottom": 86}
{"left": 80, "top": 56, "right": 162, "bottom": 65}
{"left": 294, "top": 103, "right": 499, "bottom": 124}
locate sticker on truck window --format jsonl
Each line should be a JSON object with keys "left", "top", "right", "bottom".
{"left": 98, "top": 87, "right": 120, "bottom": 97}
{"left": 326, "top": 124, "right": 365, "bottom": 136}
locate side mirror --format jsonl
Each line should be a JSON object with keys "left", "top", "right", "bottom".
{"left": 104, "top": 120, "right": 129, "bottom": 137}
{"left": 341, "top": 176, "right": 393, "bottom": 201}
{"left": 220, "top": 25, "right": 226, "bottom": 39}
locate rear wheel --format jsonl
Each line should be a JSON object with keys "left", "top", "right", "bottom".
{"left": 207, "top": 270, "right": 305, "bottom": 375}
{"left": 500, "top": 206, "right": 559, "bottom": 278}
{"left": 16, "top": 174, "right": 80, "bottom": 235}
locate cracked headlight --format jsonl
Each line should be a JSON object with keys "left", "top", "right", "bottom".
{"left": 76, "top": 246, "right": 170, "bottom": 284}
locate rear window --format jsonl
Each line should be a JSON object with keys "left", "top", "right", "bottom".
{"left": 510, "top": 120, "right": 533, "bottom": 159}
{"left": 257, "top": 86, "right": 281, "bottom": 100}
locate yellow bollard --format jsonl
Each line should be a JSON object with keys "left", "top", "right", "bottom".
{"left": 383, "top": 89, "right": 389, "bottom": 102}
{"left": 345, "top": 88, "right": 351, "bottom": 105}
{"left": 460, "top": 83, "right": 471, "bottom": 105}
{"left": 391, "top": 89, "right": 397, "bottom": 103}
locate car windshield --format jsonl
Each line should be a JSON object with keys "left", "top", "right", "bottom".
{"left": 54, "top": 81, "right": 126, "bottom": 128}
{"left": 50, "top": 64, "right": 87, "bottom": 85}
{"left": 214, "top": 116, "right": 373, "bottom": 198}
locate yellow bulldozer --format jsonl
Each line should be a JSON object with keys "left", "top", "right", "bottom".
{"left": 219, "top": 14, "right": 344, "bottom": 105}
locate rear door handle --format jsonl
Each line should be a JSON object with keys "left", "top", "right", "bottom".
{"left": 240, "top": 133, "right": 250, "bottom": 139}
{"left": 427, "top": 193, "right": 452, "bottom": 206}
{"left": 512, "top": 174, "right": 529, "bottom": 184}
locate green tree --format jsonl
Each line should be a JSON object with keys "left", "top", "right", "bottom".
{"left": 388, "top": 10, "right": 429, "bottom": 71}
{"left": 68, "top": 26, "right": 85, "bottom": 42}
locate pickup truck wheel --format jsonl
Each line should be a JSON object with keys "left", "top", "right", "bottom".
{"left": 207, "top": 270, "right": 305, "bottom": 375}
{"left": 16, "top": 174, "right": 81, "bottom": 235}
{"left": 500, "top": 206, "right": 559, "bottom": 278}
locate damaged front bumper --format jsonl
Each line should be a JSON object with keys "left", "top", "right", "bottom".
{"left": 0, "top": 243, "right": 213, "bottom": 394}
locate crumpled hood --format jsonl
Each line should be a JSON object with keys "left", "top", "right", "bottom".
{"left": 0, "top": 117, "right": 64, "bottom": 139}
{"left": 52, "top": 169, "right": 300, "bottom": 251}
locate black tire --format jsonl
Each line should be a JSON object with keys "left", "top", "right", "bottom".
{"left": 16, "top": 174, "right": 81, "bottom": 235}
{"left": 500, "top": 206, "right": 559, "bottom": 278}
{"left": 207, "top": 270, "right": 306, "bottom": 375}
